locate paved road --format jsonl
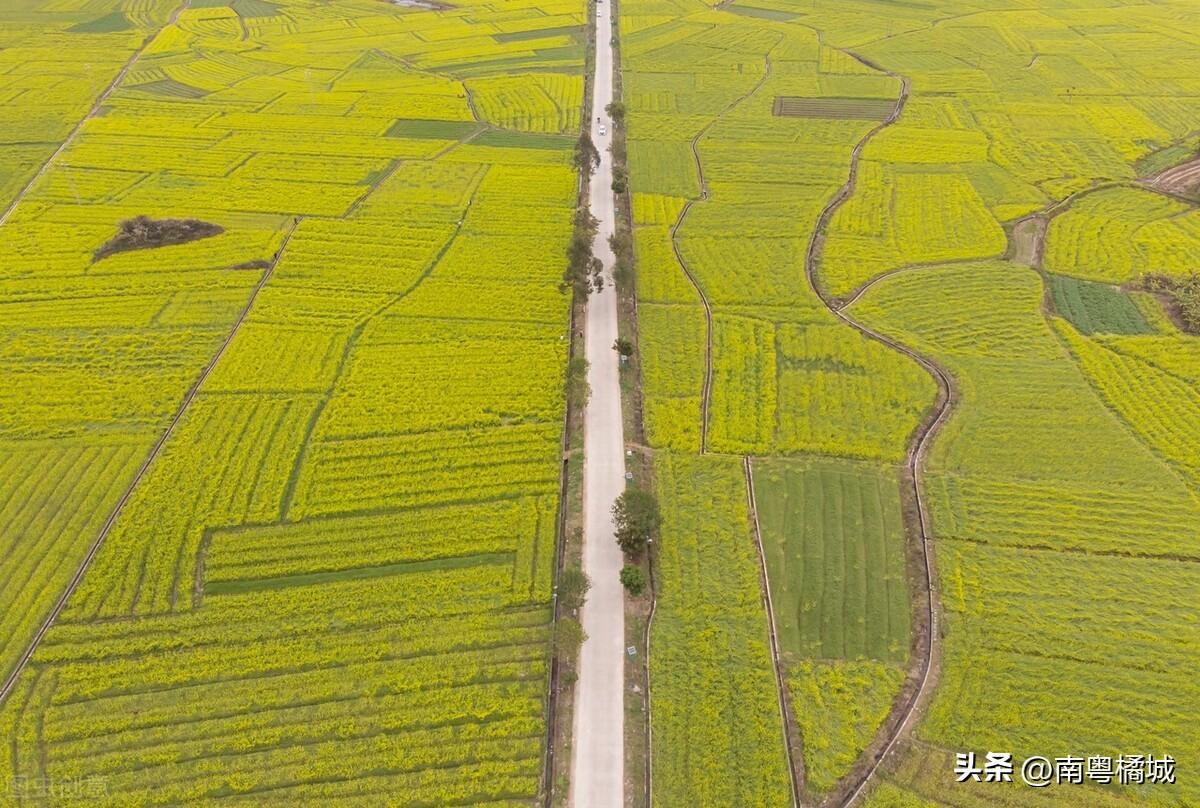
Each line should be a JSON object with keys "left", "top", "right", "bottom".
{"left": 570, "top": 0, "right": 626, "bottom": 805}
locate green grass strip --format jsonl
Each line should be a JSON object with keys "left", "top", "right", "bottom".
{"left": 204, "top": 552, "right": 514, "bottom": 595}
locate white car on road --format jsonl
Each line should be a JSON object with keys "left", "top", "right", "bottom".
{"left": 598, "top": 124, "right": 607, "bottom": 136}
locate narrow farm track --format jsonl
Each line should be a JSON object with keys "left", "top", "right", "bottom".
{"left": 669, "top": 45, "right": 780, "bottom": 453}
{"left": 0, "top": 218, "right": 302, "bottom": 705}
{"left": 744, "top": 458, "right": 804, "bottom": 808}
{"left": 641, "top": 555, "right": 657, "bottom": 807}
{"left": 542, "top": 306, "right": 577, "bottom": 807}
{"left": 803, "top": 52, "right": 953, "bottom": 808}
{"left": 668, "top": 200, "right": 714, "bottom": 452}
{"left": 0, "top": 0, "right": 192, "bottom": 228}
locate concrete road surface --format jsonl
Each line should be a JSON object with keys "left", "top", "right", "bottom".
{"left": 570, "top": 1, "right": 626, "bottom": 805}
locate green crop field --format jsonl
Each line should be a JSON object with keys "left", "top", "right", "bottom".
{"left": 0, "top": 0, "right": 584, "bottom": 802}
{"left": 755, "top": 458, "right": 911, "bottom": 793}
{"left": 1047, "top": 274, "right": 1154, "bottom": 336}
{"left": 623, "top": 0, "right": 1200, "bottom": 805}
{"left": 754, "top": 458, "right": 910, "bottom": 665}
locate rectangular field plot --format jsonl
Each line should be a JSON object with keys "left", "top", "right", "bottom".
{"left": 1047, "top": 274, "right": 1153, "bottom": 335}
{"left": 754, "top": 456, "right": 911, "bottom": 664}
{"left": 386, "top": 118, "right": 480, "bottom": 139}
{"left": 772, "top": 96, "right": 896, "bottom": 120}
{"left": 203, "top": 497, "right": 553, "bottom": 593}
{"left": 493, "top": 24, "right": 584, "bottom": 43}
{"left": 753, "top": 455, "right": 913, "bottom": 795}
{"left": 17, "top": 546, "right": 554, "bottom": 805}
{"left": 650, "top": 453, "right": 793, "bottom": 807}
{"left": 727, "top": 5, "right": 799, "bottom": 21}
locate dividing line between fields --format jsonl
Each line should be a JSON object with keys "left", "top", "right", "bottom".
{"left": 641, "top": 547, "right": 657, "bottom": 808}
{"left": 743, "top": 457, "right": 803, "bottom": 808}
{"left": 0, "top": 218, "right": 302, "bottom": 706}
{"left": 669, "top": 44, "right": 781, "bottom": 454}
{"left": 802, "top": 47, "right": 953, "bottom": 808}
{"left": 542, "top": 305, "right": 577, "bottom": 806}
{"left": 276, "top": 166, "right": 486, "bottom": 521}
{"left": 667, "top": 198, "right": 714, "bottom": 453}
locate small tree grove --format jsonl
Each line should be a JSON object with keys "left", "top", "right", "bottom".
{"left": 612, "top": 487, "right": 661, "bottom": 556}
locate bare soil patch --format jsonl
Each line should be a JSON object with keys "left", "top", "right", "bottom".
{"left": 1007, "top": 215, "right": 1046, "bottom": 269}
{"left": 388, "top": 0, "right": 453, "bottom": 9}
{"left": 1149, "top": 155, "right": 1200, "bottom": 197}
{"left": 94, "top": 215, "right": 223, "bottom": 262}
{"left": 231, "top": 259, "right": 271, "bottom": 270}
{"left": 773, "top": 96, "right": 895, "bottom": 120}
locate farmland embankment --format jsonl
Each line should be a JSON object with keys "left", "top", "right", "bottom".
{"left": 803, "top": 53, "right": 951, "bottom": 808}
